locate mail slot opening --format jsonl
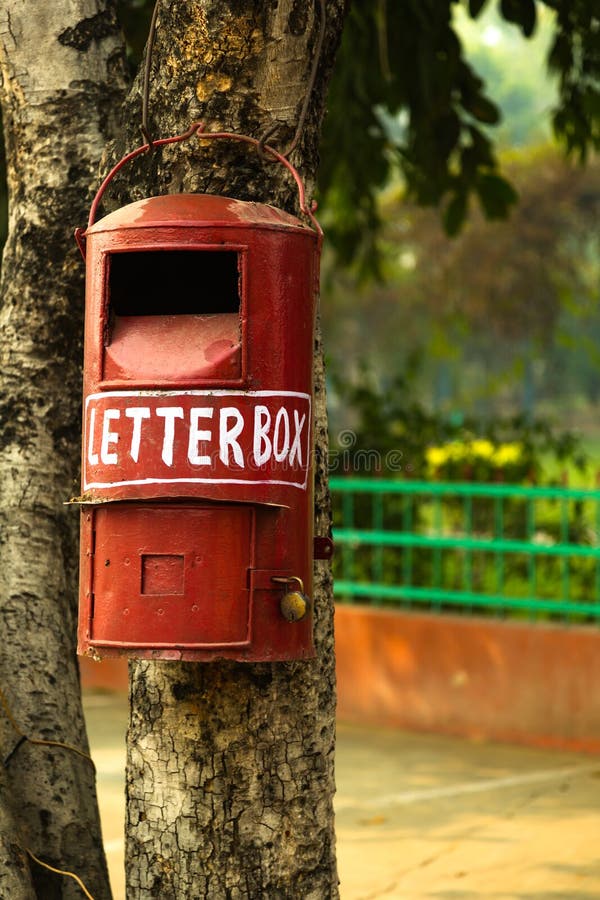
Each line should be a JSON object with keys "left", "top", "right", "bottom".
{"left": 102, "top": 248, "right": 244, "bottom": 383}
{"left": 108, "top": 249, "right": 240, "bottom": 316}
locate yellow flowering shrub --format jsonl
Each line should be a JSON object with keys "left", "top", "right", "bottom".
{"left": 426, "top": 439, "right": 526, "bottom": 481}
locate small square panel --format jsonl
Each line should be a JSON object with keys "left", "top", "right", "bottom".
{"left": 141, "top": 554, "right": 184, "bottom": 595}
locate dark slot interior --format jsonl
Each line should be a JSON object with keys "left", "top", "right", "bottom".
{"left": 108, "top": 250, "right": 240, "bottom": 316}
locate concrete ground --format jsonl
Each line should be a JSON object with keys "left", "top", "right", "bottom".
{"left": 83, "top": 692, "right": 600, "bottom": 900}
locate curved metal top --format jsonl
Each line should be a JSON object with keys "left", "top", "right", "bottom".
{"left": 85, "top": 192, "right": 317, "bottom": 237}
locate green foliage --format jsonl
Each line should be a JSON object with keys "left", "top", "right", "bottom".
{"left": 425, "top": 438, "right": 531, "bottom": 482}
{"left": 456, "top": 5, "right": 559, "bottom": 148}
{"left": 474, "top": 171, "right": 519, "bottom": 218}
{"left": 1, "top": 1, "right": 598, "bottom": 275}
{"left": 330, "top": 359, "right": 588, "bottom": 481}
{"left": 319, "top": 0, "right": 513, "bottom": 269}
{"left": 321, "top": 150, "right": 600, "bottom": 434}
{"left": 548, "top": 1, "right": 600, "bottom": 161}
{"left": 116, "top": 0, "right": 155, "bottom": 68}
{"left": 320, "top": 0, "right": 600, "bottom": 270}
{"left": 498, "top": 0, "right": 537, "bottom": 38}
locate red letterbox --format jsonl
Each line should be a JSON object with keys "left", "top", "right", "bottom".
{"left": 75, "top": 131, "right": 321, "bottom": 662}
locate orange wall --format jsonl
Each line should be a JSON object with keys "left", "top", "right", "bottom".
{"left": 80, "top": 656, "right": 128, "bottom": 693}
{"left": 335, "top": 605, "right": 600, "bottom": 752}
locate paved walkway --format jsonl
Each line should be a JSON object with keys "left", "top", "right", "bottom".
{"left": 84, "top": 693, "right": 600, "bottom": 899}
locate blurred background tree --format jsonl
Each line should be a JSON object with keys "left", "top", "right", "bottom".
{"left": 317, "top": 1, "right": 600, "bottom": 476}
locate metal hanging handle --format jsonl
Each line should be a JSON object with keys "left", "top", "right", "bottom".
{"left": 75, "top": 122, "right": 322, "bottom": 259}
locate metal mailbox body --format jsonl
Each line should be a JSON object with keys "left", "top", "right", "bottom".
{"left": 77, "top": 193, "right": 318, "bottom": 661}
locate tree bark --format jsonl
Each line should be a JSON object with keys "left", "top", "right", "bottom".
{"left": 0, "top": 2, "right": 128, "bottom": 896}
{"left": 0, "top": 767, "right": 35, "bottom": 899}
{"left": 111, "top": 2, "right": 347, "bottom": 897}
{"left": 0, "top": 0, "right": 347, "bottom": 895}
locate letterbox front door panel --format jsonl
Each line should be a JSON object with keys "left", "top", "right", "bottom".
{"left": 90, "top": 504, "right": 253, "bottom": 648}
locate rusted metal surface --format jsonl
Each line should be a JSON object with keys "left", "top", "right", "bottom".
{"left": 313, "top": 536, "right": 334, "bottom": 560}
{"left": 77, "top": 191, "right": 319, "bottom": 661}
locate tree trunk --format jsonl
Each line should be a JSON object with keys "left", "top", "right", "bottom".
{"left": 0, "top": 2, "right": 128, "bottom": 896}
{"left": 109, "top": 2, "right": 347, "bottom": 896}
{"left": 0, "top": 0, "right": 347, "bottom": 895}
{"left": 0, "top": 767, "right": 35, "bottom": 899}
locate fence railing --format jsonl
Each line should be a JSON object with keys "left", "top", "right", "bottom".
{"left": 330, "top": 478, "right": 600, "bottom": 622}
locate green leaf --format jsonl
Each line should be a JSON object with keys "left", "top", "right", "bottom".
{"left": 434, "top": 112, "right": 461, "bottom": 156}
{"left": 500, "top": 0, "right": 537, "bottom": 38}
{"left": 462, "top": 94, "right": 501, "bottom": 125}
{"left": 468, "top": 125, "right": 495, "bottom": 167}
{"left": 468, "top": 0, "right": 489, "bottom": 17}
{"left": 475, "top": 173, "right": 518, "bottom": 220}
{"left": 443, "top": 190, "right": 468, "bottom": 236}
{"left": 548, "top": 33, "right": 573, "bottom": 74}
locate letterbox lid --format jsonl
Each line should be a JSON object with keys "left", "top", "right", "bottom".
{"left": 86, "top": 193, "right": 316, "bottom": 237}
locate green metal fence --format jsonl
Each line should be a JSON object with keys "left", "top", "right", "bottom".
{"left": 331, "top": 478, "right": 600, "bottom": 622}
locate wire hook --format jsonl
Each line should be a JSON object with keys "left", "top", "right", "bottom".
{"left": 257, "top": 0, "right": 327, "bottom": 160}
{"left": 141, "top": 0, "right": 161, "bottom": 149}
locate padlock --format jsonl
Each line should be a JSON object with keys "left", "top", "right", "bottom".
{"left": 272, "top": 576, "right": 311, "bottom": 623}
